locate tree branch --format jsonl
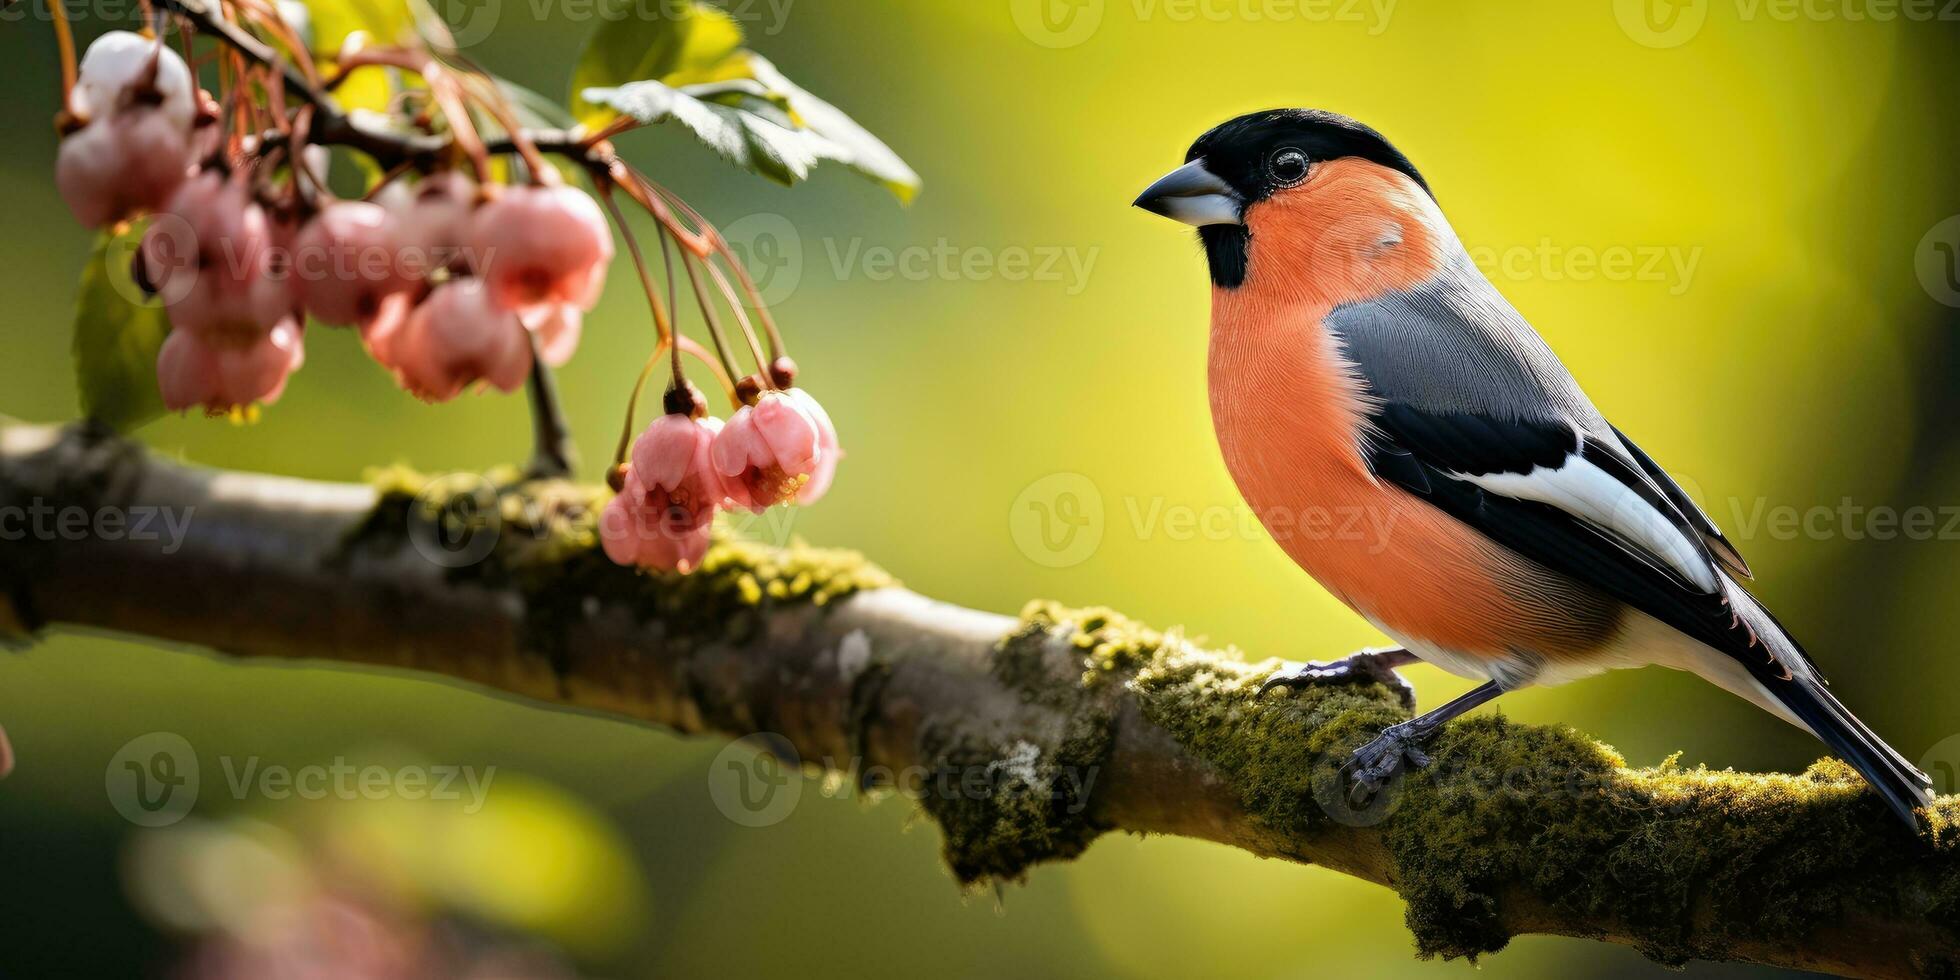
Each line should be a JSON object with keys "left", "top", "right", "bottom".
{"left": 0, "top": 421, "right": 1953, "bottom": 979}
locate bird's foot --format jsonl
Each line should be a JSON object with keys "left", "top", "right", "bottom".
{"left": 1339, "top": 720, "right": 1437, "bottom": 807}
{"left": 1257, "top": 647, "right": 1417, "bottom": 712}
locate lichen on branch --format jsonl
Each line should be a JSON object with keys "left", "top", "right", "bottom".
{"left": 1021, "top": 603, "right": 1960, "bottom": 971}
{"left": 3, "top": 422, "right": 1957, "bottom": 978}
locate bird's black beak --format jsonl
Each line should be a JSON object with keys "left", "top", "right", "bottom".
{"left": 1133, "top": 159, "right": 1243, "bottom": 227}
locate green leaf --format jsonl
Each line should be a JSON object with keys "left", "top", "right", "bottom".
{"left": 73, "top": 226, "right": 171, "bottom": 432}
{"left": 569, "top": 1, "right": 744, "bottom": 127}
{"left": 743, "top": 54, "right": 920, "bottom": 204}
{"left": 581, "top": 81, "right": 830, "bottom": 186}
{"left": 567, "top": 0, "right": 918, "bottom": 200}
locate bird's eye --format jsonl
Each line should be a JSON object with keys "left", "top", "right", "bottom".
{"left": 1268, "top": 148, "right": 1310, "bottom": 187}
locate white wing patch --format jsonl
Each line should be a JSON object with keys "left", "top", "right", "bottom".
{"left": 1451, "top": 454, "right": 1720, "bottom": 593}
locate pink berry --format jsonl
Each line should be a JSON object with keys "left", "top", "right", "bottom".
{"left": 291, "top": 201, "right": 410, "bottom": 326}
{"left": 470, "top": 185, "right": 612, "bottom": 313}
{"left": 784, "top": 387, "right": 841, "bottom": 504}
{"left": 55, "top": 110, "right": 191, "bottom": 228}
{"left": 377, "top": 171, "right": 477, "bottom": 276}
{"left": 519, "top": 303, "right": 582, "bottom": 368}
{"left": 711, "top": 391, "right": 823, "bottom": 511}
{"left": 157, "top": 318, "right": 305, "bottom": 414}
{"left": 71, "top": 31, "right": 196, "bottom": 130}
{"left": 358, "top": 291, "right": 416, "bottom": 367}
{"left": 629, "top": 413, "right": 727, "bottom": 534}
{"left": 144, "top": 171, "right": 291, "bottom": 333}
{"left": 599, "top": 471, "right": 714, "bottom": 574}
{"left": 391, "top": 279, "right": 533, "bottom": 401}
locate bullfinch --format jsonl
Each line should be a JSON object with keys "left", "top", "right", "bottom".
{"left": 1134, "top": 108, "right": 1934, "bottom": 827}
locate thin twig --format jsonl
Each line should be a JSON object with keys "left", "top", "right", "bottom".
{"left": 522, "top": 332, "right": 576, "bottom": 480}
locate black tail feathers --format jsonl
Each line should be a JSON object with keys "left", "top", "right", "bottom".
{"left": 1767, "top": 674, "right": 1933, "bottom": 829}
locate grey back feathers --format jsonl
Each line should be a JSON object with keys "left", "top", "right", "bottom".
{"left": 1325, "top": 249, "right": 1612, "bottom": 437}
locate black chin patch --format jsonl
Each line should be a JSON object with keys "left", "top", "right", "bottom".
{"left": 1200, "top": 225, "right": 1249, "bottom": 288}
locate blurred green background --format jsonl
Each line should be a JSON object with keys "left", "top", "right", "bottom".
{"left": 4, "top": 0, "right": 1960, "bottom": 976}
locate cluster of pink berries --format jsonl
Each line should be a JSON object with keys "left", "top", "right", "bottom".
{"left": 601, "top": 362, "right": 840, "bottom": 574}
{"left": 55, "top": 32, "right": 205, "bottom": 229}
{"left": 56, "top": 31, "right": 614, "bottom": 415}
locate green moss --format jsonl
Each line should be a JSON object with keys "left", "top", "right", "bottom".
{"left": 917, "top": 604, "right": 1146, "bottom": 884}
{"left": 1012, "top": 601, "right": 1960, "bottom": 967}
{"left": 339, "top": 468, "right": 892, "bottom": 677}
{"left": 337, "top": 485, "right": 1960, "bottom": 966}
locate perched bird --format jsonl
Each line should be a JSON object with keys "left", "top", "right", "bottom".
{"left": 1133, "top": 108, "right": 1933, "bottom": 827}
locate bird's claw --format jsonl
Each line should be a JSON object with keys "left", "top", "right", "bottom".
{"left": 1258, "top": 648, "right": 1417, "bottom": 712}
{"left": 1339, "top": 724, "right": 1434, "bottom": 807}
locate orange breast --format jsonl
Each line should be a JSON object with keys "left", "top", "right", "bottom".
{"left": 1208, "top": 305, "right": 1540, "bottom": 657}
{"left": 1208, "top": 169, "right": 1615, "bottom": 660}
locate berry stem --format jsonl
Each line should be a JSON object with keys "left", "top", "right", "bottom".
{"left": 657, "top": 224, "right": 684, "bottom": 390}
{"left": 49, "top": 0, "right": 77, "bottom": 101}
{"left": 523, "top": 334, "right": 578, "bottom": 481}
{"left": 676, "top": 249, "right": 761, "bottom": 396}
{"left": 597, "top": 181, "right": 674, "bottom": 344}
{"left": 612, "top": 340, "right": 667, "bottom": 469}
{"left": 648, "top": 185, "right": 789, "bottom": 362}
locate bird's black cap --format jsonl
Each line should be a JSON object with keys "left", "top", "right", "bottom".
{"left": 1187, "top": 108, "right": 1430, "bottom": 204}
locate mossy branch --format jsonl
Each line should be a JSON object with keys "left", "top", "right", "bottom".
{"left": 0, "top": 421, "right": 1955, "bottom": 979}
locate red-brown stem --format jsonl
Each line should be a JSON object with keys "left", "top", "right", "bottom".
{"left": 678, "top": 250, "right": 761, "bottom": 399}
{"left": 50, "top": 0, "right": 77, "bottom": 97}
{"left": 597, "top": 182, "right": 675, "bottom": 345}
{"left": 646, "top": 181, "right": 789, "bottom": 361}
{"left": 612, "top": 339, "right": 668, "bottom": 469}
{"left": 658, "top": 223, "right": 684, "bottom": 391}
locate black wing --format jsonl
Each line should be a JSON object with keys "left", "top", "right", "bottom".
{"left": 1611, "top": 425, "right": 1754, "bottom": 579}
{"left": 1364, "top": 404, "right": 1774, "bottom": 664}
